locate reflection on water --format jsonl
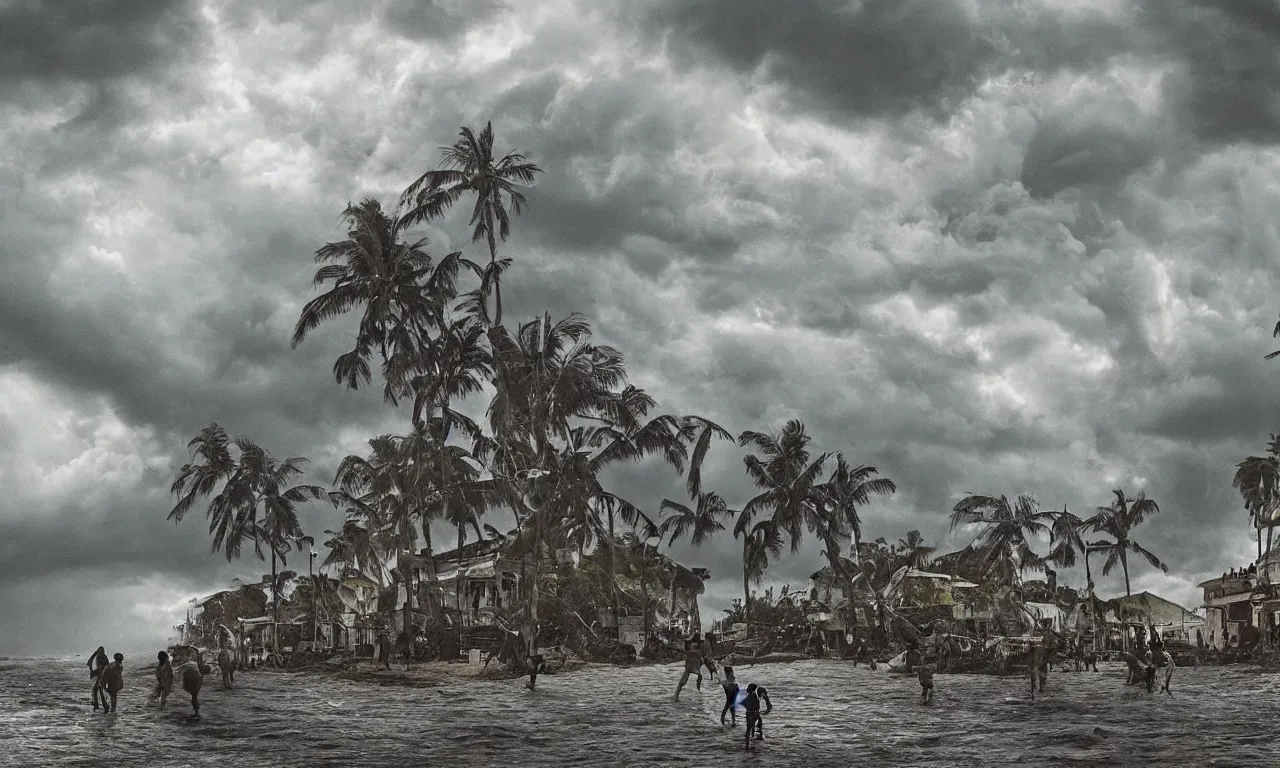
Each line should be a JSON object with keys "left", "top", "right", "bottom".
{"left": 2, "top": 657, "right": 1279, "bottom": 767}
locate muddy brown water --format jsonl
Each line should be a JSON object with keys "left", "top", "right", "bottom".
{"left": 2, "top": 656, "right": 1278, "bottom": 767}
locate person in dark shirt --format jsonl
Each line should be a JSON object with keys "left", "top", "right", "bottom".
{"left": 88, "top": 647, "right": 109, "bottom": 711}
{"left": 720, "top": 666, "right": 740, "bottom": 726}
{"left": 753, "top": 686, "right": 773, "bottom": 740}
{"left": 742, "top": 683, "right": 763, "bottom": 751}
{"left": 918, "top": 663, "right": 935, "bottom": 702}
{"left": 98, "top": 653, "right": 125, "bottom": 713}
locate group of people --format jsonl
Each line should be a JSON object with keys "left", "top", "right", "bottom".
{"left": 87, "top": 645, "right": 209, "bottom": 719}
{"left": 908, "top": 624, "right": 1175, "bottom": 703}
{"left": 672, "top": 632, "right": 774, "bottom": 751}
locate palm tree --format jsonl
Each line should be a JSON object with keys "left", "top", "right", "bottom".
{"left": 659, "top": 492, "right": 731, "bottom": 622}
{"left": 949, "top": 494, "right": 1053, "bottom": 587}
{"left": 400, "top": 122, "right": 543, "bottom": 326}
{"left": 819, "top": 454, "right": 897, "bottom": 563}
{"left": 290, "top": 198, "right": 463, "bottom": 402}
{"left": 168, "top": 423, "right": 327, "bottom": 627}
{"left": 732, "top": 516, "right": 784, "bottom": 635}
{"left": 480, "top": 312, "right": 627, "bottom": 647}
{"left": 1233, "top": 434, "right": 1280, "bottom": 568}
{"left": 896, "top": 530, "right": 936, "bottom": 570}
{"left": 738, "top": 419, "right": 830, "bottom": 554}
{"left": 677, "top": 416, "right": 736, "bottom": 500}
{"left": 1086, "top": 489, "right": 1166, "bottom": 596}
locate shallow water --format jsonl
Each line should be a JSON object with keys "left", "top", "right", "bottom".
{"left": 2, "top": 656, "right": 1278, "bottom": 767}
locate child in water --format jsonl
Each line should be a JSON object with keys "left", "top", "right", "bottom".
{"left": 720, "top": 666, "right": 740, "bottom": 726}
{"left": 150, "top": 651, "right": 174, "bottom": 709}
{"left": 918, "top": 663, "right": 935, "bottom": 703}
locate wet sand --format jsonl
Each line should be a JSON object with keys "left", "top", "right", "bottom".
{"left": 3, "top": 656, "right": 1278, "bottom": 767}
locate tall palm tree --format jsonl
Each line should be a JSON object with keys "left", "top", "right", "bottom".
{"left": 896, "top": 530, "right": 936, "bottom": 570}
{"left": 400, "top": 122, "right": 543, "bottom": 326}
{"left": 290, "top": 198, "right": 463, "bottom": 402}
{"left": 168, "top": 423, "right": 327, "bottom": 627}
{"left": 738, "top": 419, "right": 830, "bottom": 554}
{"left": 949, "top": 493, "right": 1053, "bottom": 587}
{"left": 1086, "top": 489, "right": 1166, "bottom": 596}
{"left": 1234, "top": 434, "right": 1280, "bottom": 568}
{"left": 732, "top": 516, "right": 784, "bottom": 635}
{"left": 480, "top": 313, "right": 627, "bottom": 647}
{"left": 581, "top": 386, "right": 688, "bottom": 625}
{"left": 819, "top": 454, "right": 897, "bottom": 563}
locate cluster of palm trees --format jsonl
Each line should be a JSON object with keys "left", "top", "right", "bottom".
{"left": 949, "top": 489, "right": 1167, "bottom": 599}
{"left": 166, "top": 121, "right": 1185, "bottom": 647}
{"left": 165, "top": 122, "right": 903, "bottom": 644}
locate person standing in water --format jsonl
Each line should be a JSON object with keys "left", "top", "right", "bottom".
{"left": 753, "top": 685, "right": 773, "bottom": 740}
{"left": 1027, "top": 643, "right": 1047, "bottom": 699}
{"left": 719, "top": 666, "right": 740, "bottom": 726}
{"left": 150, "top": 651, "right": 175, "bottom": 709}
{"left": 741, "top": 683, "right": 766, "bottom": 751}
{"left": 918, "top": 663, "right": 935, "bottom": 703}
{"left": 673, "top": 632, "right": 705, "bottom": 701}
{"left": 88, "top": 646, "right": 109, "bottom": 710}
{"left": 98, "top": 653, "right": 125, "bottom": 713}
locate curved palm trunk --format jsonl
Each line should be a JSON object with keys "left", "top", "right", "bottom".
{"left": 1121, "top": 551, "right": 1131, "bottom": 597}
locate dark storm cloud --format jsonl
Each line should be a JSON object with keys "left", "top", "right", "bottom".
{"left": 641, "top": 0, "right": 1136, "bottom": 123}
{"left": 1146, "top": 0, "right": 1280, "bottom": 145}
{"left": 0, "top": 0, "right": 204, "bottom": 86}
{"left": 1020, "top": 105, "right": 1160, "bottom": 199}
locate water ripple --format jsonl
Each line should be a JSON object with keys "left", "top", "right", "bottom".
{"left": 1, "top": 658, "right": 1277, "bottom": 767}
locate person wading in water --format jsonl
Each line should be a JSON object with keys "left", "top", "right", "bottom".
{"left": 673, "top": 632, "right": 706, "bottom": 701}
{"left": 150, "top": 651, "right": 174, "bottom": 709}
{"left": 88, "top": 646, "right": 109, "bottom": 711}
{"left": 98, "top": 653, "right": 125, "bottom": 714}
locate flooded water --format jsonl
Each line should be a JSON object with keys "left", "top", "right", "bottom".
{"left": 2, "top": 656, "right": 1278, "bottom": 767}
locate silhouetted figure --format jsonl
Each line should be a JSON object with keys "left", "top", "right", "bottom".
{"left": 99, "top": 653, "right": 125, "bottom": 713}
{"left": 88, "top": 647, "right": 109, "bottom": 711}
{"left": 151, "top": 651, "right": 174, "bottom": 708}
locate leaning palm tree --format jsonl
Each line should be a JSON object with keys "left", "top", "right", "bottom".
{"left": 677, "top": 415, "right": 736, "bottom": 500}
{"left": 1234, "top": 433, "right": 1280, "bottom": 566}
{"left": 1086, "top": 489, "right": 1166, "bottom": 596}
{"left": 949, "top": 493, "right": 1053, "bottom": 587}
{"left": 168, "top": 423, "right": 328, "bottom": 627}
{"left": 290, "top": 197, "right": 464, "bottom": 402}
{"left": 400, "top": 122, "right": 543, "bottom": 326}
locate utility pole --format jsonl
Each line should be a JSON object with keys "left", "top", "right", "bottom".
{"left": 310, "top": 548, "right": 319, "bottom": 651}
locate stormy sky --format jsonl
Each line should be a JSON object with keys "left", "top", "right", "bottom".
{"left": 3, "top": 0, "right": 1280, "bottom": 656}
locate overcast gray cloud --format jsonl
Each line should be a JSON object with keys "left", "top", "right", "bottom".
{"left": 2, "top": 0, "right": 1279, "bottom": 655}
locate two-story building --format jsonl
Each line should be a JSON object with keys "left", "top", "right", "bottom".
{"left": 1199, "top": 554, "right": 1280, "bottom": 649}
